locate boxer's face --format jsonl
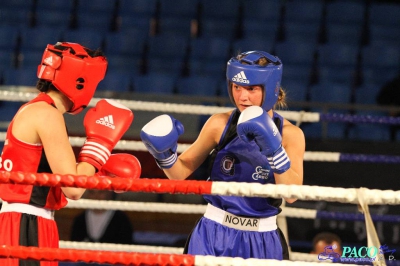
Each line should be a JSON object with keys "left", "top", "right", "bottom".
{"left": 231, "top": 82, "right": 263, "bottom": 112}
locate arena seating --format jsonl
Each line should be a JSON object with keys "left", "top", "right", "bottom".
{"left": 0, "top": 0, "right": 399, "bottom": 141}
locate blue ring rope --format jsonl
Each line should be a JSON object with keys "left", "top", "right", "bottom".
{"left": 320, "top": 113, "right": 400, "bottom": 125}
{"left": 316, "top": 211, "right": 400, "bottom": 223}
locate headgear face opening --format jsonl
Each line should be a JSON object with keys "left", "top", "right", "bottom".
{"left": 37, "top": 42, "right": 107, "bottom": 114}
{"left": 226, "top": 51, "right": 283, "bottom": 111}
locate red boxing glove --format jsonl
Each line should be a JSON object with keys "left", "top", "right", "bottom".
{"left": 97, "top": 153, "right": 141, "bottom": 193}
{"left": 78, "top": 99, "right": 134, "bottom": 170}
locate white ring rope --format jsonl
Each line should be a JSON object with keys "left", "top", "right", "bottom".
{"left": 0, "top": 89, "right": 320, "bottom": 122}
{"left": 0, "top": 132, "right": 342, "bottom": 162}
{"left": 58, "top": 241, "right": 330, "bottom": 264}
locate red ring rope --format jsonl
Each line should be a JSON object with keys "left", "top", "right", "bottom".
{"left": 0, "top": 245, "right": 194, "bottom": 266}
{"left": 0, "top": 171, "right": 212, "bottom": 194}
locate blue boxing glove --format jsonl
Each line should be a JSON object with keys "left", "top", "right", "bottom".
{"left": 237, "top": 106, "right": 290, "bottom": 174}
{"left": 140, "top": 114, "right": 184, "bottom": 169}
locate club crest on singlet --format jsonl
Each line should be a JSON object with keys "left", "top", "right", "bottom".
{"left": 252, "top": 166, "right": 269, "bottom": 180}
{"left": 220, "top": 155, "right": 235, "bottom": 176}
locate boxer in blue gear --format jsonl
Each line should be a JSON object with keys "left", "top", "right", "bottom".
{"left": 140, "top": 51, "right": 305, "bottom": 260}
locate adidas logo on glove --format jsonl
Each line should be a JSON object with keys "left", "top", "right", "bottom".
{"left": 96, "top": 115, "right": 115, "bottom": 129}
{"left": 232, "top": 71, "right": 249, "bottom": 84}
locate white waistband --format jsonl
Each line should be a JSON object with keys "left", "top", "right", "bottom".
{"left": 0, "top": 202, "right": 54, "bottom": 220}
{"left": 204, "top": 204, "right": 277, "bottom": 232}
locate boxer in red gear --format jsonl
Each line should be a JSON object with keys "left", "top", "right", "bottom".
{"left": 0, "top": 42, "right": 133, "bottom": 266}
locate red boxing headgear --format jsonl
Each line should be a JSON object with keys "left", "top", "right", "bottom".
{"left": 37, "top": 42, "right": 107, "bottom": 114}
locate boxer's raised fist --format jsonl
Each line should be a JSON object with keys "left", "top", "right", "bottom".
{"left": 78, "top": 99, "right": 133, "bottom": 170}
{"left": 140, "top": 114, "right": 184, "bottom": 169}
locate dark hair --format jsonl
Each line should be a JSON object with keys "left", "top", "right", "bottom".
{"left": 312, "top": 232, "right": 342, "bottom": 249}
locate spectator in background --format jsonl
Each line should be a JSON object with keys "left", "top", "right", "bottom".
{"left": 311, "top": 231, "right": 343, "bottom": 256}
{"left": 70, "top": 189, "right": 134, "bottom": 245}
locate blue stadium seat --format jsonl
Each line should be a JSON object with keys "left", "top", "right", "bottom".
{"left": 0, "top": 50, "right": 16, "bottom": 69}
{"left": 188, "top": 37, "right": 230, "bottom": 78}
{"left": 318, "top": 43, "right": 359, "bottom": 68}
{"left": 232, "top": 37, "right": 274, "bottom": 55}
{"left": 157, "top": 17, "right": 193, "bottom": 36}
{"left": 369, "top": 3, "right": 400, "bottom": 27}
{"left": 300, "top": 122, "right": 322, "bottom": 140}
{"left": 75, "top": 0, "right": 116, "bottom": 31}
{"left": 19, "top": 26, "right": 62, "bottom": 52}
{"left": 146, "top": 33, "right": 189, "bottom": 74}
{"left": 176, "top": 75, "right": 219, "bottom": 96}
{"left": 106, "top": 54, "right": 142, "bottom": 75}
{"left": 347, "top": 111, "right": 391, "bottom": 142}
{"left": 199, "top": 19, "right": 238, "bottom": 40}
{"left": 241, "top": 0, "right": 281, "bottom": 39}
{"left": 369, "top": 24, "right": 400, "bottom": 47}
{"left": 309, "top": 82, "right": 352, "bottom": 104}
{"left": 284, "top": 22, "right": 321, "bottom": 44}
{"left": 301, "top": 109, "right": 349, "bottom": 140}
{"left": 189, "top": 37, "right": 231, "bottom": 62}
{"left": 147, "top": 33, "right": 189, "bottom": 59}
{"left": 242, "top": 0, "right": 281, "bottom": 21}
{"left": 353, "top": 84, "right": 382, "bottom": 105}
{"left": 132, "top": 73, "right": 177, "bottom": 95}
{"left": 318, "top": 65, "right": 356, "bottom": 87}
{"left": 361, "top": 66, "right": 398, "bottom": 88}
{"left": 104, "top": 29, "right": 148, "bottom": 57}
{"left": 62, "top": 29, "right": 104, "bottom": 50}
{"left": 76, "top": 0, "right": 116, "bottom": 13}
{"left": 198, "top": 0, "right": 240, "bottom": 39}
{"left": 326, "top": 23, "right": 363, "bottom": 46}
{"left": 0, "top": 7, "right": 31, "bottom": 27}
{"left": 97, "top": 70, "right": 132, "bottom": 92}
{"left": 158, "top": 0, "right": 199, "bottom": 19}
{"left": 0, "top": 25, "right": 19, "bottom": 52}
{"left": 241, "top": 19, "right": 279, "bottom": 40}
{"left": 326, "top": 1, "right": 366, "bottom": 25}
{"left": 361, "top": 44, "right": 399, "bottom": 69}
{"left": 285, "top": 0, "right": 324, "bottom": 24}
{"left": 116, "top": 15, "right": 152, "bottom": 34}
{"left": 275, "top": 41, "right": 316, "bottom": 67}
{"left": 3, "top": 68, "right": 38, "bottom": 86}
{"left": 147, "top": 57, "right": 185, "bottom": 76}
{"left": 281, "top": 64, "right": 313, "bottom": 85}
{"left": 16, "top": 50, "right": 44, "bottom": 69}
{"left": 199, "top": 0, "right": 240, "bottom": 20}
{"left": 34, "top": 9, "right": 72, "bottom": 29}
{"left": 281, "top": 80, "right": 309, "bottom": 103}
{"left": 116, "top": 0, "right": 157, "bottom": 32}
{"left": 189, "top": 58, "right": 226, "bottom": 80}
{"left": 77, "top": 12, "right": 114, "bottom": 31}
{"left": 35, "top": 0, "right": 75, "bottom": 11}
{"left": 117, "top": 0, "right": 157, "bottom": 18}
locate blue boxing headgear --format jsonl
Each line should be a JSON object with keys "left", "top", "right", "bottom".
{"left": 226, "top": 51, "right": 283, "bottom": 111}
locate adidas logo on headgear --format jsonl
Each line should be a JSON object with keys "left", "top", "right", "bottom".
{"left": 96, "top": 115, "right": 115, "bottom": 129}
{"left": 44, "top": 56, "right": 53, "bottom": 65}
{"left": 232, "top": 71, "right": 249, "bottom": 84}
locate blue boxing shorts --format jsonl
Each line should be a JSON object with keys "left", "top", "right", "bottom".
{"left": 185, "top": 204, "right": 289, "bottom": 260}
